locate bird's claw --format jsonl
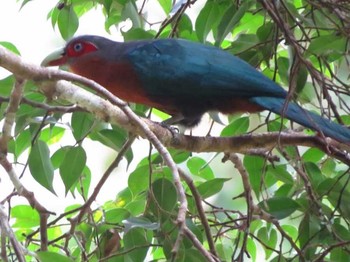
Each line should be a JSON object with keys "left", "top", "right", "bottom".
{"left": 159, "top": 122, "right": 179, "bottom": 136}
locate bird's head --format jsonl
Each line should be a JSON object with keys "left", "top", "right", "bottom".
{"left": 41, "top": 35, "right": 113, "bottom": 67}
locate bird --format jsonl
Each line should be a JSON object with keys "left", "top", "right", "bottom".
{"left": 42, "top": 35, "right": 350, "bottom": 143}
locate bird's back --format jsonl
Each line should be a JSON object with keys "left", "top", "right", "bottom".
{"left": 124, "top": 39, "right": 288, "bottom": 101}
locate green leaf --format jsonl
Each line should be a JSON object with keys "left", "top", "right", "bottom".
{"left": 270, "top": 256, "right": 288, "bottom": 262}
{"left": 244, "top": 155, "right": 264, "bottom": 198}
{"left": 49, "top": 6, "right": 60, "bottom": 28}
{"left": 91, "top": 127, "right": 133, "bottom": 163}
{"left": 197, "top": 178, "right": 231, "bottom": 199}
{"left": 317, "top": 178, "right": 350, "bottom": 219}
{"left": 57, "top": 5, "right": 79, "bottom": 40}
{"left": 0, "top": 42, "right": 21, "bottom": 55}
{"left": 274, "top": 184, "right": 295, "bottom": 198}
{"left": 128, "top": 165, "right": 149, "bottom": 196}
{"left": 73, "top": 1, "right": 94, "bottom": 17}
{"left": 105, "top": 208, "right": 130, "bottom": 224}
{"left": 259, "top": 197, "right": 300, "bottom": 219}
{"left": 150, "top": 178, "right": 177, "bottom": 220}
{"left": 302, "top": 148, "right": 325, "bottom": 162}
{"left": 123, "top": 216, "right": 159, "bottom": 232}
{"left": 71, "top": 111, "right": 95, "bottom": 142}
{"left": 186, "top": 219, "right": 203, "bottom": 244}
{"left": 64, "top": 204, "right": 82, "bottom": 219}
{"left": 14, "top": 129, "right": 31, "bottom": 159}
{"left": 39, "top": 126, "right": 65, "bottom": 144}
{"left": 195, "top": 1, "right": 220, "bottom": 42}
{"left": 37, "top": 251, "right": 74, "bottom": 262}
{"left": 59, "top": 146, "right": 87, "bottom": 194}
{"left": 321, "top": 158, "right": 336, "bottom": 177}
{"left": 178, "top": 14, "right": 193, "bottom": 36}
{"left": 246, "top": 237, "right": 257, "bottom": 261}
{"left": 11, "top": 205, "right": 40, "bottom": 228}
{"left": 332, "top": 223, "right": 350, "bottom": 241}
{"left": 184, "top": 248, "right": 207, "bottom": 262}
{"left": 114, "top": 187, "right": 133, "bottom": 208}
{"left": 295, "top": 64, "right": 308, "bottom": 95}
{"left": 105, "top": 12, "right": 122, "bottom": 32}
{"left": 215, "top": 1, "right": 251, "bottom": 46}
{"left": 76, "top": 166, "right": 91, "bottom": 199}
{"left": 229, "top": 34, "right": 260, "bottom": 55}
{"left": 298, "top": 215, "right": 321, "bottom": 259}
{"left": 256, "top": 22, "right": 274, "bottom": 42}
{"left": 331, "top": 248, "right": 350, "bottom": 262}
{"left": 51, "top": 146, "right": 70, "bottom": 169}
{"left": 304, "top": 162, "right": 324, "bottom": 188}
{"left": 28, "top": 140, "right": 55, "bottom": 193}
{"left": 125, "top": 200, "right": 146, "bottom": 216}
{"left": 187, "top": 156, "right": 214, "bottom": 180}
{"left": 158, "top": 0, "right": 172, "bottom": 14}
{"left": 90, "top": 129, "right": 125, "bottom": 151}
{"left": 257, "top": 227, "right": 277, "bottom": 259}
{"left": 122, "top": 1, "right": 142, "bottom": 28}
{"left": 257, "top": 22, "right": 275, "bottom": 58}
{"left": 277, "top": 57, "right": 290, "bottom": 85}
{"left": 281, "top": 225, "right": 298, "bottom": 241}
{"left": 122, "top": 28, "right": 154, "bottom": 41}
{"left": 266, "top": 165, "right": 293, "bottom": 185}
{"left": 0, "top": 76, "right": 14, "bottom": 95}
{"left": 307, "top": 35, "right": 346, "bottom": 57}
{"left": 19, "top": 0, "right": 32, "bottom": 10}
{"left": 169, "top": 149, "right": 191, "bottom": 164}
{"left": 124, "top": 228, "right": 150, "bottom": 262}
{"left": 221, "top": 117, "right": 249, "bottom": 136}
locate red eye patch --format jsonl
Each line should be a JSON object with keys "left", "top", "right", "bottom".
{"left": 66, "top": 41, "right": 98, "bottom": 57}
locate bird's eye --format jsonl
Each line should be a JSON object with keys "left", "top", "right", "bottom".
{"left": 66, "top": 40, "right": 97, "bottom": 57}
{"left": 73, "top": 42, "right": 83, "bottom": 52}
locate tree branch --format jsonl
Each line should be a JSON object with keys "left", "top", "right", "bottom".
{"left": 0, "top": 46, "right": 349, "bottom": 164}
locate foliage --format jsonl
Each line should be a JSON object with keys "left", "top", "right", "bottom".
{"left": 1, "top": 0, "right": 350, "bottom": 261}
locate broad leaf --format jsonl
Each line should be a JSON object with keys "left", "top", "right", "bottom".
{"left": 221, "top": 117, "right": 249, "bottom": 136}
{"left": 28, "top": 140, "right": 55, "bottom": 193}
{"left": 197, "top": 178, "right": 231, "bottom": 199}
{"left": 149, "top": 178, "right": 177, "bottom": 220}
{"left": 187, "top": 156, "right": 214, "bottom": 180}
{"left": 195, "top": 1, "right": 220, "bottom": 42}
{"left": 59, "top": 146, "right": 87, "bottom": 194}
{"left": 57, "top": 5, "right": 79, "bottom": 40}
{"left": 124, "top": 228, "right": 150, "bottom": 262}
{"left": 215, "top": 1, "right": 251, "bottom": 46}
{"left": 71, "top": 111, "right": 95, "bottom": 142}
{"left": 105, "top": 208, "right": 130, "bottom": 224}
{"left": 37, "top": 251, "right": 73, "bottom": 262}
{"left": 123, "top": 216, "right": 159, "bottom": 233}
{"left": 11, "top": 205, "right": 40, "bottom": 228}
{"left": 259, "top": 197, "right": 300, "bottom": 219}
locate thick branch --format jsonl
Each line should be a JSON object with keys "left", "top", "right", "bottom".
{"left": 0, "top": 205, "right": 26, "bottom": 262}
{"left": 0, "top": 46, "right": 348, "bottom": 164}
{"left": 39, "top": 81, "right": 350, "bottom": 164}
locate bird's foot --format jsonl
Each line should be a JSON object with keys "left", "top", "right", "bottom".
{"left": 159, "top": 121, "right": 179, "bottom": 136}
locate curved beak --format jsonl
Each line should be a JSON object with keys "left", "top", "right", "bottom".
{"left": 41, "top": 48, "right": 67, "bottom": 67}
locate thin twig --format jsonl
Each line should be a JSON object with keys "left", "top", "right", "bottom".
{"left": 179, "top": 169, "right": 218, "bottom": 259}
{"left": 224, "top": 153, "right": 254, "bottom": 261}
{"left": 183, "top": 227, "right": 217, "bottom": 262}
{"left": 76, "top": 135, "right": 136, "bottom": 223}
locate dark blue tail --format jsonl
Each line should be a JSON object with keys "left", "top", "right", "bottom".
{"left": 250, "top": 97, "right": 350, "bottom": 143}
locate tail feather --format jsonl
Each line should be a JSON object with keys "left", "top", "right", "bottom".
{"left": 250, "top": 97, "right": 350, "bottom": 143}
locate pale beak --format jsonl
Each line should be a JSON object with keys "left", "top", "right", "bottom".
{"left": 41, "top": 48, "right": 67, "bottom": 67}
